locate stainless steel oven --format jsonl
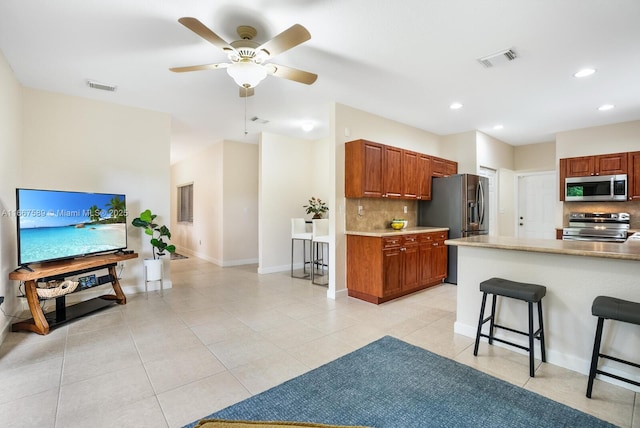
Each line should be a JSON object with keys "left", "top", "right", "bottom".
{"left": 562, "top": 212, "right": 629, "bottom": 242}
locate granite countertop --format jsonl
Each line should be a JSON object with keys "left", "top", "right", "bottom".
{"left": 345, "top": 226, "right": 449, "bottom": 237}
{"left": 445, "top": 235, "right": 640, "bottom": 261}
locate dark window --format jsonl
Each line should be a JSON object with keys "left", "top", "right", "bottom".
{"left": 178, "top": 184, "right": 193, "bottom": 223}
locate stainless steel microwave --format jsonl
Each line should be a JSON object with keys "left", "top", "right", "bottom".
{"left": 565, "top": 174, "right": 627, "bottom": 202}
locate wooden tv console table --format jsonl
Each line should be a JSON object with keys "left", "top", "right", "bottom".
{"left": 9, "top": 252, "right": 138, "bottom": 335}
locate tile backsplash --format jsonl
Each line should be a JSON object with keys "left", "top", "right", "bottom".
{"left": 345, "top": 198, "right": 418, "bottom": 231}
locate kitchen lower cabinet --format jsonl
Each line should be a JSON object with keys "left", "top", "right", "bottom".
{"left": 419, "top": 231, "right": 447, "bottom": 285}
{"left": 346, "top": 231, "right": 447, "bottom": 304}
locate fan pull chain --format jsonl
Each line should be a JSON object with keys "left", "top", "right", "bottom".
{"left": 244, "top": 87, "right": 248, "bottom": 135}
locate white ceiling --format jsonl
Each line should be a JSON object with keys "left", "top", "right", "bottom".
{"left": 1, "top": 0, "right": 639, "bottom": 164}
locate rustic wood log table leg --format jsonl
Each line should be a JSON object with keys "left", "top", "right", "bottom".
{"left": 99, "top": 265, "right": 127, "bottom": 304}
{"left": 12, "top": 280, "right": 49, "bottom": 335}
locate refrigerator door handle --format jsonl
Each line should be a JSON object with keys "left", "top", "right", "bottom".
{"left": 478, "top": 180, "right": 485, "bottom": 226}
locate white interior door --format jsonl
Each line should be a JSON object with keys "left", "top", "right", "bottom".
{"left": 517, "top": 172, "right": 556, "bottom": 239}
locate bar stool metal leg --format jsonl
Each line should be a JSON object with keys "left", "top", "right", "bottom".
{"left": 488, "top": 294, "right": 497, "bottom": 345}
{"left": 538, "top": 301, "right": 546, "bottom": 362}
{"left": 528, "top": 302, "right": 535, "bottom": 377}
{"left": 474, "top": 292, "right": 488, "bottom": 356}
{"left": 586, "top": 317, "right": 605, "bottom": 398}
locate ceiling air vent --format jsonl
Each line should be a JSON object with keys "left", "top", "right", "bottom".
{"left": 477, "top": 48, "right": 518, "bottom": 68}
{"left": 250, "top": 116, "right": 269, "bottom": 124}
{"left": 86, "top": 80, "right": 117, "bottom": 92}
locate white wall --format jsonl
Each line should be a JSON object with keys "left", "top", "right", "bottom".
{"left": 171, "top": 141, "right": 224, "bottom": 263}
{"left": 171, "top": 140, "right": 258, "bottom": 266}
{"left": 477, "top": 131, "right": 514, "bottom": 171}
{"left": 514, "top": 141, "right": 556, "bottom": 171}
{"left": 0, "top": 51, "right": 23, "bottom": 340}
{"left": 223, "top": 141, "right": 259, "bottom": 264}
{"left": 556, "top": 120, "right": 640, "bottom": 158}
{"left": 20, "top": 88, "right": 172, "bottom": 295}
{"left": 259, "top": 132, "right": 327, "bottom": 274}
{"left": 440, "top": 131, "right": 477, "bottom": 174}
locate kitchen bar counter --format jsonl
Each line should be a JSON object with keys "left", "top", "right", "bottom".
{"left": 445, "top": 234, "right": 640, "bottom": 261}
{"left": 450, "top": 235, "right": 640, "bottom": 390}
{"left": 345, "top": 226, "right": 449, "bottom": 237}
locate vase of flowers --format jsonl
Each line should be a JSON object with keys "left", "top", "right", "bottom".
{"left": 303, "top": 196, "right": 329, "bottom": 219}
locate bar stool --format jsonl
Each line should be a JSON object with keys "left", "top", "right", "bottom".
{"left": 586, "top": 296, "right": 640, "bottom": 398}
{"left": 291, "top": 218, "right": 312, "bottom": 279}
{"left": 473, "top": 277, "right": 547, "bottom": 377}
{"left": 311, "top": 219, "right": 329, "bottom": 286}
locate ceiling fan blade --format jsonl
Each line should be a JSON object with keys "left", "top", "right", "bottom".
{"left": 169, "top": 63, "right": 229, "bottom": 73}
{"left": 268, "top": 64, "right": 318, "bottom": 85}
{"left": 178, "top": 17, "right": 235, "bottom": 53}
{"left": 239, "top": 87, "right": 255, "bottom": 97}
{"left": 257, "top": 24, "right": 311, "bottom": 58}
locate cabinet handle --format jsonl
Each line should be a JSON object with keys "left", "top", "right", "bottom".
{"left": 433, "top": 243, "right": 438, "bottom": 246}
{"left": 400, "top": 247, "right": 406, "bottom": 251}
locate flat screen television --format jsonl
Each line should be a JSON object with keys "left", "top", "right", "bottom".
{"left": 16, "top": 188, "right": 128, "bottom": 267}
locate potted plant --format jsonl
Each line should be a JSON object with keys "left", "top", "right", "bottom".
{"left": 132, "top": 209, "right": 176, "bottom": 259}
{"left": 132, "top": 209, "right": 176, "bottom": 284}
{"left": 303, "top": 196, "right": 329, "bottom": 219}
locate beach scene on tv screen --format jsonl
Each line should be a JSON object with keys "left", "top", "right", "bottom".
{"left": 18, "top": 190, "right": 127, "bottom": 264}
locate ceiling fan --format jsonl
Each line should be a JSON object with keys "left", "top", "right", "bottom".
{"left": 170, "top": 17, "right": 317, "bottom": 97}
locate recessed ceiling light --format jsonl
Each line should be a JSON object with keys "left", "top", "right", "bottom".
{"left": 301, "top": 121, "right": 314, "bottom": 132}
{"left": 598, "top": 104, "right": 614, "bottom": 111}
{"left": 573, "top": 68, "right": 596, "bottom": 78}
{"left": 449, "top": 102, "right": 463, "bottom": 110}
{"left": 493, "top": 124, "right": 504, "bottom": 130}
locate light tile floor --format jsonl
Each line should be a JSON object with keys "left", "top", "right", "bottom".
{"left": 0, "top": 257, "right": 637, "bottom": 427}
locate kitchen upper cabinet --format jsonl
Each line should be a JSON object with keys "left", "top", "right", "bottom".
{"left": 346, "top": 231, "right": 447, "bottom": 304}
{"left": 345, "top": 139, "right": 454, "bottom": 201}
{"left": 383, "top": 145, "right": 403, "bottom": 198}
{"left": 431, "top": 156, "right": 458, "bottom": 177}
{"left": 417, "top": 154, "right": 432, "bottom": 200}
{"left": 345, "top": 139, "right": 384, "bottom": 198}
{"left": 629, "top": 151, "right": 640, "bottom": 201}
{"left": 564, "top": 153, "right": 627, "bottom": 177}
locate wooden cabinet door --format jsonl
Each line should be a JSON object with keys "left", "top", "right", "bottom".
{"left": 419, "top": 232, "right": 448, "bottom": 285}
{"left": 444, "top": 160, "right": 458, "bottom": 176}
{"left": 345, "top": 140, "right": 384, "bottom": 198}
{"left": 417, "top": 154, "right": 432, "bottom": 200}
{"left": 383, "top": 145, "right": 403, "bottom": 198}
{"left": 419, "top": 239, "right": 434, "bottom": 285}
{"left": 596, "top": 153, "right": 627, "bottom": 175}
{"left": 382, "top": 248, "right": 403, "bottom": 296}
{"left": 565, "top": 156, "right": 595, "bottom": 177}
{"left": 402, "top": 150, "right": 419, "bottom": 199}
{"left": 559, "top": 158, "right": 567, "bottom": 201}
{"left": 432, "top": 156, "right": 458, "bottom": 177}
{"left": 431, "top": 238, "right": 448, "bottom": 281}
{"left": 629, "top": 151, "right": 640, "bottom": 201}
{"left": 402, "top": 236, "right": 419, "bottom": 290}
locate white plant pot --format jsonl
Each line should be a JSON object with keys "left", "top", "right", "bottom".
{"left": 143, "top": 258, "right": 163, "bottom": 281}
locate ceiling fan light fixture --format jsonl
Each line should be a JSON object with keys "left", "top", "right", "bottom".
{"left": 226, "top": 60, "right": 268, "bottom": 88}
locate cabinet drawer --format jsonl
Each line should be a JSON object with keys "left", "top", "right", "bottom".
{"left": 419, "top": 231, "right": 447, "bottom": 243}
{"left": 402, "top": 234, "right": 418, "bottom": 245}
{"left": 382, "top": 237, "right": 402, "bottom": 249}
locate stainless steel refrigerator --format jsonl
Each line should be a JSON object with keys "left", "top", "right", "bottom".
{"left": 418, "top": 173, "right": 489, "bottom": 284}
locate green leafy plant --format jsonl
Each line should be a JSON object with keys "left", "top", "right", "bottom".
{"left": 303, "top": 196, "right": 329, "bottom": 218}
{"left": 131, "top": 209, "right": 176, "bottom": 259}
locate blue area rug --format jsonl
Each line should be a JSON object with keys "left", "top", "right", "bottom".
{"left": 186, "top": 336, "right": 615, "bottom": 428}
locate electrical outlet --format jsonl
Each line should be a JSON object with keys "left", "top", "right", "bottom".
{"left": 403, "top": 206, "right": 408, "bottom": 214}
